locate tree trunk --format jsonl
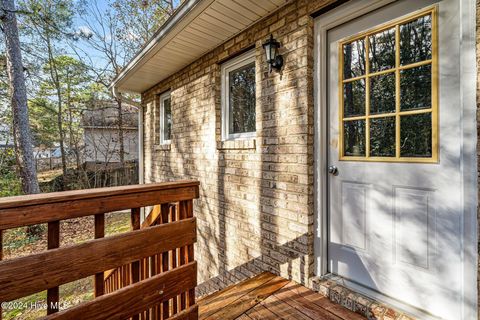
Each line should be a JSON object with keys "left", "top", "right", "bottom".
{"left": 66, "top": 80, "right": 81, "bottom": 179}
{"left": 56, "top": 92, "right": 68, "bottom": 187}
{"left": 1, "top": 0, "right": 40, "bottom": 195}
{"left": 2, "top": 0, "right": 43, "bottom": 236}
{"left": 45, "top": 37, "right": 68, "bottom": 189}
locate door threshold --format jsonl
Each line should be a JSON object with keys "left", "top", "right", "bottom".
{"left": 311, "top": 273, "right": 441, "bottom": 320}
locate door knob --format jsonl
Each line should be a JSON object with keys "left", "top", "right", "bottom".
{"left": 328, "top": 165, "right": 338, "bottom": 175}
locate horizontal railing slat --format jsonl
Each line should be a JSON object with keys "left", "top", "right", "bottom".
{"left": 41, "top": 262, "right": 197, "bottom": 320}
{"left": 0, "top": 218, "right": 196, "bottom": 302}
{"left": 0, "top": 180, "right": 200, "bottom": 209}
{"left": 0, "top": 184, "right": 199, "bottom": 230}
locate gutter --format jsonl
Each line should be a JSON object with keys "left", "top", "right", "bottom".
{"left": 109, "top": 0, "right": 205, "bottom": 94}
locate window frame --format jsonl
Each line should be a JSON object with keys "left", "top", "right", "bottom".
{"left": 221, "top": 50, "right": 257, "bottom": 141}
{"left": 338, "top": 7, "right": 438, "bottom": 163}
{"left": 159, "top": 91, "right": 172, "bottom": 145}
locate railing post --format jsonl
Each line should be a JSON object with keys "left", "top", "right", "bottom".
{"left": 47, "top": 221, "right": 60, "bottom": 314}
{"left": 161, "top": 203, "right": 170, "bottom": 319}
{"left": 131, "top": 208, "right": 140, "bottom": 320}
{"left": 178, "top": 202, "right": 188, "bottom": 311}
{"left": 94, "top": 214, "right": 105, "bottom": 297}
{"left": 185, "top": 200, "right": 195, "bottom": 308}
{"left": 170, "top": 204, "right": 178, "bottom": 316}
{"left": 0, "top": 229, "right": 3, "bottom": 320}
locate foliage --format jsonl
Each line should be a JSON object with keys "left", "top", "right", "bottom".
{"left": 110, "top": 0, "right": 179, "bottom": 60}
{"left": 28, "top": 95, "right": 58, "bottom": 147}
{"left": 32, "top": 55, "right": 92, "bottom": 150}
{"left": 0, "top": 171, "right": 22, "bottom": 197}
{"left": 0, "top": 147, "right": 16, "bottom": 174}
{"left": 18, "top": 0, "right": 76, "bottom": 42}
{"left": 16, "top": 0, "right": 77, "bottom": 93}
{"left": 0, "top": 147, "right": 21, "bottom": 197}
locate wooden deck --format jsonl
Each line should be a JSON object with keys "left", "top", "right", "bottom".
{"left": 198, "top": 272, "right": 366, "bottom": 320}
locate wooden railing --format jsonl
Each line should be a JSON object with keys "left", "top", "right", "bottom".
{"left": 103, "top": 201, "right": 196, "bottom": 320}
{"left": 0, "top": 181, "right": 199, "bottom": 320}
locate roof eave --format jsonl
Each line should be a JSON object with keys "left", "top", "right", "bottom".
{"left": 109, "top": 0, "right": 206, "bottom": 94}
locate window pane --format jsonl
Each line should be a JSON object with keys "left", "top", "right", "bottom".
{"left": 369, "top": 27, "right": 395, "bottom": 73}
{"left": 344, "top": 120, "right": 365, "bottom": 156}
{"left": 370, "top": 72, "right": 396, "bottom": 115}
{"left": 343, "top": 79, "right": 365, "bottom": 117}
{"left": 400, "top": 15, "right": 432, "bottom": 65}
{"left": 229, "top": 62, "right": 256, "bottom": 134}
{"left": 400, "top": 64, "right": 431, "bottom": 111}
{"left": 343, "top": 39, "right": 366, "bottom": 79}
{"left": 370, "top": 117, "right": 395, "bottom": 157}
{"left": 163, "top": 97, "right": 172, "bottom": 141}
{"left": 400, "top": 113, "right": 432, "bottom": 157}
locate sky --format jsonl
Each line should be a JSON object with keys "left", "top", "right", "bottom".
{"left": 71, "top": 0, "right": 112, "bottom": 68}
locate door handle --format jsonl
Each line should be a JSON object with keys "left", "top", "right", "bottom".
{"left": 328, "top": 165, "right": 338, "bottom": 175}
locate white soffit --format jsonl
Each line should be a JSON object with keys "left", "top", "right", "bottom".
{"left": 111, "top": 0, "right": 289, "bottom": 94}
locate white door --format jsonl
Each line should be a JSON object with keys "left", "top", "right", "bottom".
{"left": 327, "top": 1, "right": 466, "bottom": 319}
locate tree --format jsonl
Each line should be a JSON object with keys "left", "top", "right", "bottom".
{"left": 75, "top": 0, "right": 179, "bottom": 166}
{"left": 29, "top": 91, "right": 59, "bottom": 148}
{"left": 43, "top": 55, "right": 91, "bottom": 169}
{"left": 0, "top": 0, "right": 40, "bottom": 194}
{"left": 110, "top": 0, "right": 177, "bottom": 60}
{"left": 19, "top": 0, "right": 76, "bottom": 187}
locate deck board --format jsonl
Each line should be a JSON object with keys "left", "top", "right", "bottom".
{"left": 286, "top": 279, "right": 366, "bottom": 320}
{"left": 261, "top": 294, "right": 313, "bottom": 320}
{"left": 198, "top": 272, "right": 365, "bottom": 320}
{"left": 273, "top": 282, "right": 343, "bottom": 320}
{"left": 198, "top": 272, "right": 276, "bottom": 319}
{"left": 246, "top": 303, "right": 280, "bottom": 320}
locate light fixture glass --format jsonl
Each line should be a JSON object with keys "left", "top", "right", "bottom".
{"left": 262, "top": 34, "right": 283, "bottom": 72}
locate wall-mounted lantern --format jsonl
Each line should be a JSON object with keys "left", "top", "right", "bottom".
{"left": 262, "top": 34, "right": 283, "bottom": 73}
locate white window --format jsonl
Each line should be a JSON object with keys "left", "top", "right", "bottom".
{"left": 159, "top": 91, "right": 172, "bottom": 144}
{"left": 221, "top": 50, "right": 256, "bottom": 140}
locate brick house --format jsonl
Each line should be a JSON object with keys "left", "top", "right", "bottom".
{"left": 110, "top": 0, "right": 478, "bottom": 319}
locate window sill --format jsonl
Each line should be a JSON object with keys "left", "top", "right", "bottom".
{"left": 217, "top": 139, "right": 256, "bottom": 150}
{"left": 154, "top": 144, "right": 171, "bottom": 151}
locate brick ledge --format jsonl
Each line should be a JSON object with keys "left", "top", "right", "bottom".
{"left": 154, "top": 144, "right": 171, "bottom": 151}
{"left": 217, "top": 139, "right": 256, "bottom": 150}
{"left": 311, "top": 276, "right": 416, "bottom": 320}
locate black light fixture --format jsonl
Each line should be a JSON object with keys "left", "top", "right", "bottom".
{"left": 262, "top": 34, "right": 283, "bottom": 73}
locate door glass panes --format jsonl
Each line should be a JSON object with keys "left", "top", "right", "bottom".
{"left": 400, "top": 64, "right": 431, "bottom": 111}
{"left": 400, "top": 14, "right": 432, "bottom": 65}
{"left": 344, "top": 79, "right": 365, "bottom": 117}
{"left": 340, "top": 9, "right": 436, "bottom": 161}
{"left": 370, "top": 73, "right": 395, "bottom": 114}
{"left": 400, "top": 113, "right": 432, "bottom": 157}
{"left": 229, "top": 62, "right": 256, "bottom": 134}
{"left": 344, "top": 120, "right": 365, "bottom": 156}
{"left": 369, "top": 27, "right": 396, "bottom": 72}
{"left": 370, "top": 117, "right": 395, "bottom": 157}
{"left": 343, "top": 39, "right": 366, "bottom": 79}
